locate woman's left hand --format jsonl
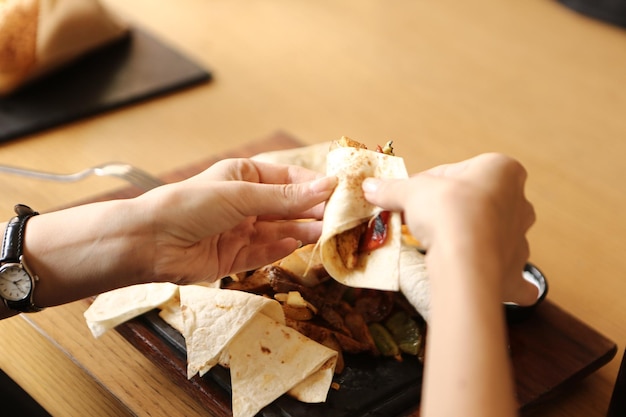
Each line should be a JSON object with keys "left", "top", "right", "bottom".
{"left": 140, "top": 158, "right": 336, "bottom": 284}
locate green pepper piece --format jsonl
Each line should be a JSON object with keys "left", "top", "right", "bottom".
{"left": 384, "top": 311, "right": 423, "bottom": 356}
{"left": 368, "top": 322, "right": 401, "bottom": 359}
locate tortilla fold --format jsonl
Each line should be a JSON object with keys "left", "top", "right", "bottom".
{"left": 84, "top": 282, "right": 179, "bottom": 338}
{"left": 179, "top": 286, "right": 285, "bottom": 379}
{"left": 179, "top": 285, "right": 337, "bottom": 417}
{"left": 318, "top": 143, "right": 409, "bottom": 291}
{"left": 398, "top": 246, "right": 431, "bottom": 321}
{"left": 228, "top": 313, "right": 337, "bottom": 417}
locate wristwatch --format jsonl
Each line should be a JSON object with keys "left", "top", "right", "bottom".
{"left": 0, "top": 204, "right": 43, "bottom": 313}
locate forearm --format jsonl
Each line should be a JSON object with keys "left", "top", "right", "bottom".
{"left": 0, "top": 198, "right": 156, "bottom": 319}
{"left": 421, "top": 245, "right": 518, "bottom": 417}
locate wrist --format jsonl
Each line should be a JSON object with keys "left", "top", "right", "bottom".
{"left": 426, "top": 233, "right": 505, "bottom": 305}
{"left": 22, "top": 198, "right": 156, "bottom": 307}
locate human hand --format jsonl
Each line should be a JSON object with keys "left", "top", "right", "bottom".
{"left": 139, "top": 158, "right": 337, "bottom": 284}
{"left": 362, "top": 153, "right": 537, "bottom": 306}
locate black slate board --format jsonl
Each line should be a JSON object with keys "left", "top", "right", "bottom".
{"left": 558, "top": 0, "right": 626, "bottom": 28}
{"left": 141, "top": 309, "right": 424, "bottom": 417}
{"left": 0, "top": 26, "right": 211, "bottom": 143}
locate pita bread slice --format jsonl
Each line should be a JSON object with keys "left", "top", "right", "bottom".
{"left": 179, "top": 285, "right": 284, "bottom": 379}
{"left": 228, "top": 313, "right": 337, "bottom": 417}
{"left": 84, "top": 282, "right": 179, "bottom": 338}
{"left": 319, "top": 140, "right": 409, "bottom": 291}
{"left": 0, "top": 0, "right": 128, "bottom": 95}
{"left": 0, "top": 0, "right": 39, "bottom": 94}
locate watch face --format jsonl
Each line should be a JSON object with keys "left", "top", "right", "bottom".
{"left": 0, "top": 264, "right": 32, "bottom": 302}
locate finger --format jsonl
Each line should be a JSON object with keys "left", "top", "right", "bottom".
{"left": 259, "top": 201, "right": 326, "bottom": 221}
{"left": 361, "top": 177, "right": 409, "bottom": 211}
{"left": 230, "top": 237, "right": 303, "bottom": 276}
{"left": 363, "top": 175, "right": 438, "bottom": 212}
{"left": 523, "top": 200, "right": 536, "bottom": 231}
{"left": 220, "top": 159, "right": 325, "bottom": 184}
{"left": 236, "top": 176, "right": 337, "bottom": 218}
{"left": 191, "top": 158, "right": 324, "bottom": 184}
{"left": 419, "top": 153, "right": 504, "bottom": 178}
{"left": 252, "top": 160, "right": 326, "bottom": 185}
{"left": 421, "top": 159, "right": 472, "bottom": 178}
{"left": 251, "top": 220, "right": 324, "bottom": 246}
{"left": 426, "top": 154, "right": 526, "bottom": 190}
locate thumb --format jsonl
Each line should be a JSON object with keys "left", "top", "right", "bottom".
{"left": 362, "top": 177, "right": 408, "bottom": 212}
{"left": 237, "top": 176, "right": 337, "bottom": 217}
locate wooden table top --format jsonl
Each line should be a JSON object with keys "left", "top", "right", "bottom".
{"left": 1, "top": 1, "right": 625, "bottom": 416}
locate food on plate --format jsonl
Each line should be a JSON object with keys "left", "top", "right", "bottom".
{"left": 250, "top": 138, "right": 433, "bottom": 318}
{"left": 178, "top": 285, "right": 338, "bottom": 417}
{"left": 84, "top": 283, "right": 339, "bottom": 417}
{"left": 0, "top": 0, "right": 128, "bottom": 95}
{"left": 223, "top": 243, "right": 427, "bottom": 371}
{"left": 272, "top": 243, "right": 328, "bottom": 287}
{"left": 83, "top": 139, "right": 433, "bottom": 417}
{"left": 247, "top": 138, "right": 433, "bottom": 319}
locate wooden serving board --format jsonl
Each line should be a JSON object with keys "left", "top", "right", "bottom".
{"left": 80, "top": 131, "right": 616, "bottom": 416}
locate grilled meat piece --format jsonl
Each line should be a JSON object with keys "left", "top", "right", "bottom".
{"left": 344, "top": 311, "right": 379, "bottom": 355}
{"left": 286, "top": 318, "right": 370, "bottom": 354}
{"left": 335, "top": 222, "right": 368, "bottom": 269}
{"left": 319, "top": 305, "right": 351, "bottom": 335}
{"left": 353, "top": 289, "right": 396, "bottom": 323}
{"left": 221, "top": 266, "right": 272, "bottom": 294}
{"left": 332, "top": 136, "right": 369, "bottom": 150}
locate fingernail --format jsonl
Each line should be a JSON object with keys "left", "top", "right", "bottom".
{"left": 362, "top": 178, "right": 381, "bottom": 193}
{"left": 309, "top": 176, "right": 337, "bottom": 193}
{"left": 296, "top": 240, "right": 303, "bottom": 248}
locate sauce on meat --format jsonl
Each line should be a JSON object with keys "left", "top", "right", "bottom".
{"left": 359, "top": 211, "right": 391, "bottom": 252}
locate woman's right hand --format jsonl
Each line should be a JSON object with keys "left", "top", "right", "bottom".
{"left": 362, "top": 152, "right": 537, "bottom": 306}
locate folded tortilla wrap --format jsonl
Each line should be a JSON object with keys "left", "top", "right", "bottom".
{"left": 318, "top": 141, "right": 409, "bottom": 291}
{"left": 228, "top": 313, "right": 337, "bottom": 417}
{"left": 179, "top": 285, "right": 337, "bottom": 417}
{"left": 179, "top": 285, "right": 284, "bottom": 378}
{"left": 85, "top": 283, "right": 339, "bottom": 417}
{"left": 83, "top": 282, "right": 179, "bottom": 338}
{"left": 251, "top": 139, "right": 433, "bottom": 320}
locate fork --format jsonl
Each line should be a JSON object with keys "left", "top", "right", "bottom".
{"left": 0, "top": 162, "right": 164, "bottom": 191}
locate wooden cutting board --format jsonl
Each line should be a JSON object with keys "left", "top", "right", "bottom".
{"left": 81, "top": 131, "right": 617, "bottom": 416}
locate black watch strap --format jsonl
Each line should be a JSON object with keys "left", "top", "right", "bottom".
{"left": 1, "top": 204, "right": 42, "bottom": 312}
{"left": 6, "top": 292, "right": 42, "bottom": 313}
{"left": 1, "top": 204, "right": 39, "bottom": 264}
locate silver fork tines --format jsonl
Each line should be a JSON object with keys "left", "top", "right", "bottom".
{"left": 0, "top": 162, "right": 164, "bottom": 191}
